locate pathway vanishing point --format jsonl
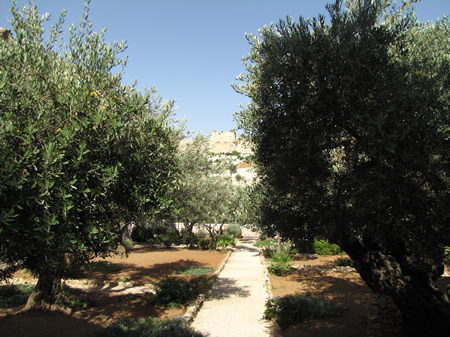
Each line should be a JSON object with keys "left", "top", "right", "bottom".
{"left": 192, "top": 230, "right": 277, "bottom": 337}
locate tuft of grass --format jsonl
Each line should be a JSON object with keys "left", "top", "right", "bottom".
{"left": 0, "top": 284, "right": 34, "bottom": 308}
{"left": 177, "top": 266, "right": 214, "bottom": 276}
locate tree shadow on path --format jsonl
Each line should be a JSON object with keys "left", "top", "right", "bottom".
{"left": 209, "top": 277, "right": 251, "bottom": 300}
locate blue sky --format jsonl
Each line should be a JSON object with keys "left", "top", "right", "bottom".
{"left": 1, "top": 0, "right": 448, "bottom": 135}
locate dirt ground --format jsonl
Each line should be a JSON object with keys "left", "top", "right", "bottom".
{"left": 268, "top": 254, "right": 450, "bottom": 337}
{"left": 0, "top": 245, "right": 227, "bottom": 337}
{"left": 268, "top": 255, "right": 371, "bottom": 337}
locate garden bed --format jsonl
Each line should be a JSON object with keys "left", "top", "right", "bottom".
{"left": 267, "top": 254, "right": 450, "bottom": 337}
{"left": 0, "top": 245, "right": 227, "bottom": 337}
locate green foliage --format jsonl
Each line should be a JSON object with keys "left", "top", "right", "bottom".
{"left": 149, "top": 278, "right": 191, "bottom": 308}
{"left": 268, "top": 252, "right": 293, "bottom": 276}
{"left": 89, "top": 317, "right": 206, "bottom": 337}
{"left": 216, "top": 234, "right": 235, "bottom": 248}
{"left": 225, "top": 224, "right": 242, "bottom": 238}
{"left": 234, "top": 0, "right": 450, "bottom": 331}
{"left": 264, "top": 294, "right": 346, "bottom": 329}
{"left": 268, "top": 262, "right": 294, "bottom": 276}
{"left": 177, "top": 266, "right": 215, "bottom": 276}
{"left": 197, "top": 238, "right": 211, "bottom": 250}
{"left": 85, "top": 261, "right": 122, "bottom": 273}
{"left": 254, "top": 239, "right": 276, "bottom": 248}
{"left": 270, "top": 252, "right": 291, "bottom": 264}
{"left": 0, "top": 284, "right": 34, "bottom": 308}
{"left": 313, "top": 240, "right": 341, "bottom": 256}
{"left": 0, "top": 0, "right": 180, "bottom": 311}
{"left": 149, "top": 277, "right": 213, "bottom": 308}
{"left": 335, "top": 257, "right": 354, "bottom": 268}
{"left": 160, "top": 228, "right": 181, "bottom": 248}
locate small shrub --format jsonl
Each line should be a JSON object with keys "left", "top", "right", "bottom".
{"left": 268, "top": 262, "right": 294, "bottom": 276}
{"left": 217, "top": 234, "right": 235, "bottom": 248}
{"left": 91, "top": 317, "right": 206, "bottom": 337}
{"left": 264, "top": 294, "right": 346, "bottom": 329}
{"left": 149, "top": 278, "right": 191, "bottom": 308}
{"left": 335, "top": 257, "right": 354, "bottom": 268}
{"left": 313, "top": 240, "right": 341, "bottom": 255}
{"left": 160, "top": 228, "right": 181, "bottom": 248}
{"left": 226, "top": 224, "right": 242, "bottom": 238}
{"left": 149, "top": 276, "right": 213, "bottom": 308}
{"left": 198, "top": 238, "right": 211, "bottom": 250}
{"left": 270, "top": 252, "right": 291, "bottom": 264}
{"left": 183, "top": 235, "right": 198, "bottom": 249}
{"left": 86, "top": 261, "right": 122, "bottom": 273}
{"left": 189, "top": 276, "right": 214, "bottom": 295}
{"left": 131, "top": 225, "right": 155, "bottom": 243}
{"left": 0, "top": 284, "right": 34, "bottom": 308}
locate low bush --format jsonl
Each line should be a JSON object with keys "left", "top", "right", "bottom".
{"left": 335, "top": 257, "right": 354, "bottom": 268}
{"left": 89, "top": 317, "right": 206, "bottom": 337}
{"left": 149, "top": 278, "right": 191, "bottom": 308}
{"left": 217, "top": 234, "right": 235, "bottom": 249}
{"left": 160, "top": 228, "right": 181, "bottom": 248}
{"left": 268, "top": 252, "right": 294, "bottom": 276}
{"left": 85, "top": 261, "right": 122, "bottom": 273}
{"left": 264, "top": 294, "right": 346, "bottom": 329}
{"left": 270, "top": 252, "right": 291, "bottom": 264}
{"left": 313, "top": 240, "right": 341, "bottom": 255}
{"left": 149, "top": 276, "right": 213, "bottom": 308}
{"left": 0, "top": 284, "right": 34, "bottom": 308}
{"left": 226, "top": 224, "right": 242, "bottom": 238}
{"left": 268, "top": 262, "right": 294, "bottom": 276}
{"left": 131, "top": 225, "right": 154, "bottom": 243}
{"left": 183, "top": 235, "right": 198, "bottom": 249}
{"left": 197, "top": 238, "right": 211, "bottom": 250}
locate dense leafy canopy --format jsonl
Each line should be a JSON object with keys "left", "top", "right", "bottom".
{"left": 234, "top": 0, "right": 449, "bottom": 335}
{"left": 0, "top": 0, "right": 179, "bottom": 308}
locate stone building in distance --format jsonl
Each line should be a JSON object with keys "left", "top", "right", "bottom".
{"left": 209, "top": 131, "right": 251, "bottom": 154}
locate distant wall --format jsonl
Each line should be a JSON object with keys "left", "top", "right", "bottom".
{"left": 209, "top": 131, "right": 251, "bottom": 154}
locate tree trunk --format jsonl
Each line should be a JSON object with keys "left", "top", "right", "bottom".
{"left": 184, "top": 219, "right": 194, "bottom": 237}
{"left": 24, "top": 269, "right": 70, "bottom": 313}
{"left": 343, "top": 240, "right": 450, "bottom": 337}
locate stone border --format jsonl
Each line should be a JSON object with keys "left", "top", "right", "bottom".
{"left": 183, "top": 247, "right": 233, "bottom": 323}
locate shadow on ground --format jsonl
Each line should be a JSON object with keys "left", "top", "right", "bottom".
{"left": 209, "top": 277, "right": 251, "bottom": 300}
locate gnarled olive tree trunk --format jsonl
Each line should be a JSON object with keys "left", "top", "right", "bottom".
{"left": 24, "top": 267, "right": 69, "bottom": 313}
{"left": 343, "top": 240, "right": 450, "bottom": 337}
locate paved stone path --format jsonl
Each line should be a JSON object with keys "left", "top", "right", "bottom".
{"left": 192, "top": 234, "right": 276, "bottom": 337}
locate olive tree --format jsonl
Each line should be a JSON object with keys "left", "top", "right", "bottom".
{"left": 173, "top": 134, "right": 248, "bottom": 249}
{"left": 0, "top": 1, "right": 179, "bottom": 311}
{"left": 234, "top": 0, "right": 449, "bottom": 335}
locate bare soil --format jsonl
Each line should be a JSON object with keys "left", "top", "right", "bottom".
{"left": 268, "top": 254, "right": 450, "bottom": 337}
{"left": 0, "top": 245, "right": 227, "bottom": 337}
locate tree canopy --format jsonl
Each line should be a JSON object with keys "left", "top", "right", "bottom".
{"left": 234, "top": 0, "right": 449, "bottom": 335}
{"left": 0, "top": 0, "right": 179, "bottom": 310}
